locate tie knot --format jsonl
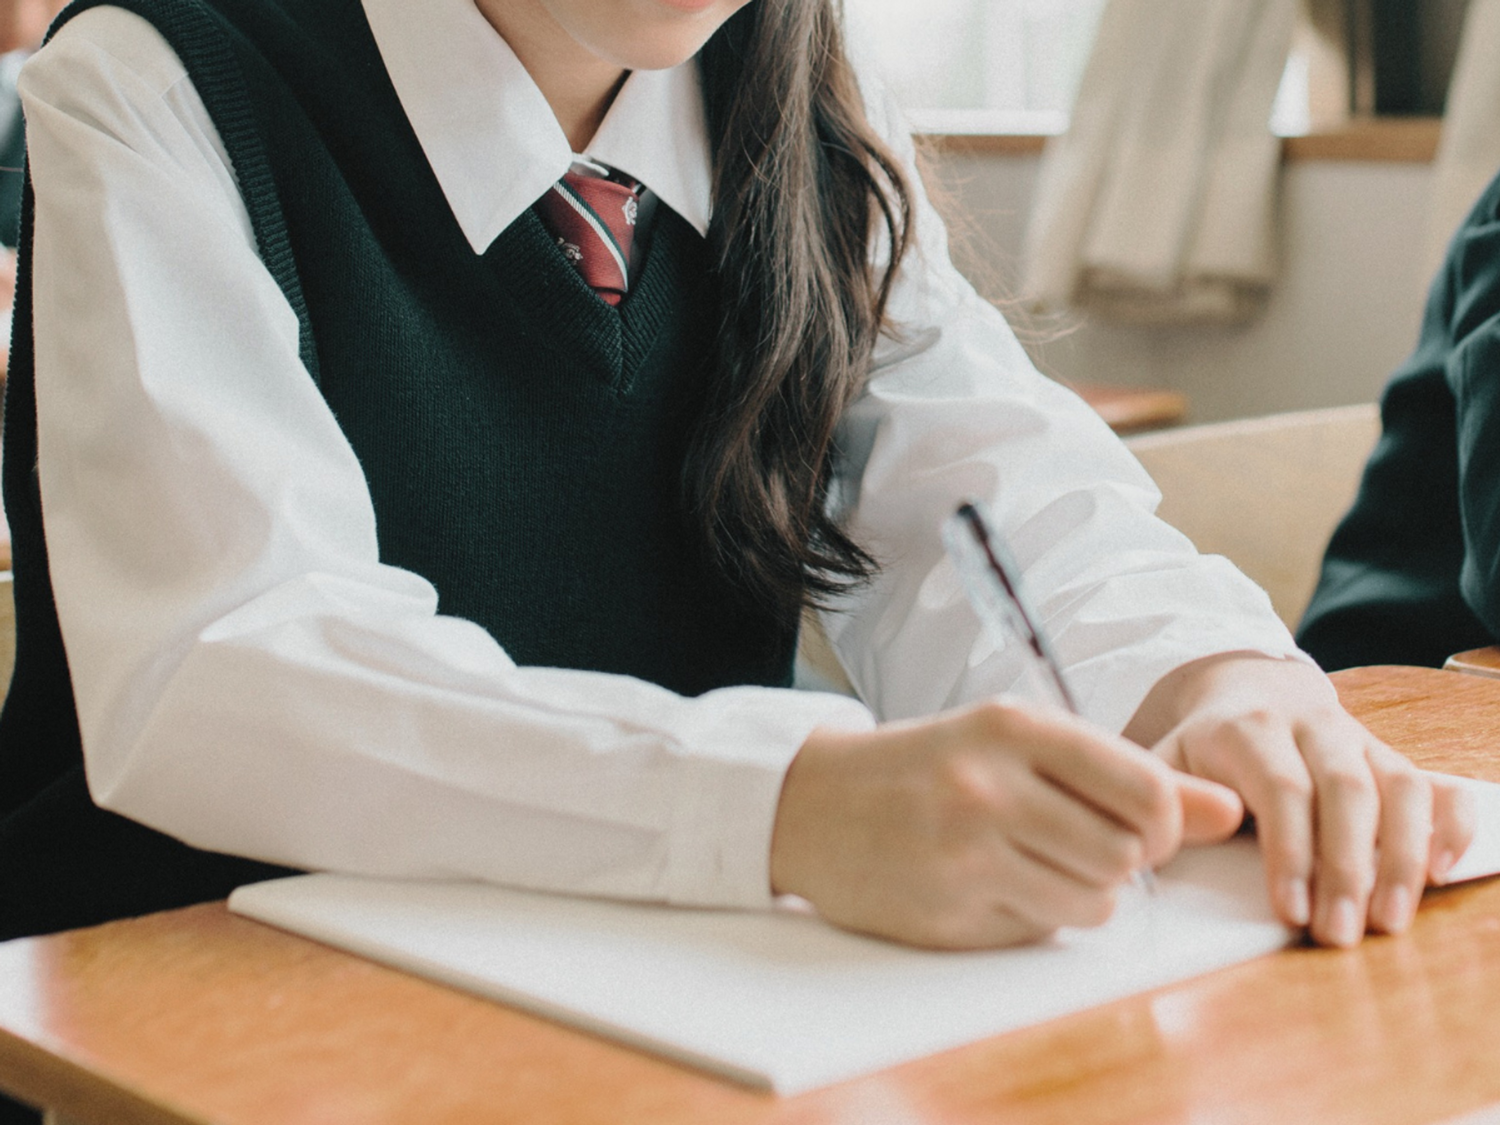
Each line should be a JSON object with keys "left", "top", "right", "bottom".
{"left": 535, "top": 170, "right": 643, "bottom": 307}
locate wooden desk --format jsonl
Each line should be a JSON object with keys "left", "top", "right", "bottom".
{"left": 1445, "top": 646, "right": 1500, "bottom": 680}
{"left": 1068, "top": 381, "right": 1189, "bottom": 435}
{"left": 3, "top": 665, "right": 1500, "bottom": 1125}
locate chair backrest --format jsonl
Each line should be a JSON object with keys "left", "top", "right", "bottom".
{"left": 1125, "top": 403, "right": 1382, "bottom": 628}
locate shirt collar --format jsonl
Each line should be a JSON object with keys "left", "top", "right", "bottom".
{"left": 360, "top": 0, "right": 713, "bottom": 253}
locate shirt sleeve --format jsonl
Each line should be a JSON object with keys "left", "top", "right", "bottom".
{"left": 22, "top": 6, "right": 875, "bottom": 911}
{"left": 820, "top": 79, "right": 1310, "bottom": 732}
{"left": 1295, "top": 189, "right": 1498, "bottom": 672}
{"left": 1443, "top": 192, "right": 1500, "bottom": 642}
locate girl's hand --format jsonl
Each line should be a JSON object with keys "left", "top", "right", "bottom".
{"left": 1127, "top": 655, "right": 1476, "bottom": 947}
{"left": 770, "top": 701, "right": 1244, "bottom": 950}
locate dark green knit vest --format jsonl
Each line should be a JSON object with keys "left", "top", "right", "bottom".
{"left": 0, "top": 0, "right": 797, "bottom": 939}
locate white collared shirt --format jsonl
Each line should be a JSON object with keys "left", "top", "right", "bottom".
{"left": 18, "top": 0, "right": 1304, "bottom": 910}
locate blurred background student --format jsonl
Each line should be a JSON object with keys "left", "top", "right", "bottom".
{"left": 0, "top": 0, "right": 64, "bottom": 294}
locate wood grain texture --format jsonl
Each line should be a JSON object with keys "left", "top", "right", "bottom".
{"left": 919, "top": 118, "right": 1443, "bottom": 165}
{"left": 2, "top": 665, "right": 1500, "bottom": 1125}
{"left": 1066, "top": 382, "right": 1189, "bottom": 435}
{"left": 1280, "top": 117, "right": 1443, "bottom": 164}
{"left": 1334, "top": 665, "right": 1500, "bottom": 779}
{"left": 919, "top": 132, "right": 1050, "bottom": 158}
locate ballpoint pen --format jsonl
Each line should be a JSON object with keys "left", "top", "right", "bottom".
{"left": 942, "top": 500, "right": 1156, "bottom": 894}
{"left": 941, "top": 501, "right": 1077, "bottom": 715}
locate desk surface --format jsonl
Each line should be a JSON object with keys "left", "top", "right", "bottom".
{"left": 1068, "top": 381, "right": 1189, "bottom": 435}
{"left": 4, "top": 665, "right": 1500, "bottom": 1125}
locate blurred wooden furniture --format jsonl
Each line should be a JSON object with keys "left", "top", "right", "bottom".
{"left": 1070, "top": 380, "right": 1189, "bottom": 435}
{"left": 923, "top": 118, "right": 1445, "bottom": 165}
{"left": 0, "top": 458, "right": 9, "bottom": 570}
{"left": 1280, "top": 117, "right": 1444, "bottom": 164}
{"left": 1445, "top": 646, "right": 1500, "bottom": 679}
{"left": 1125, "top": 403, "right": 1382, "bottom": 628}
{"left": 0, "top": 570, "right": 11, "bottom": 706}
{"left": 2, "top": 664, "right": 1500, "bottom": 1125}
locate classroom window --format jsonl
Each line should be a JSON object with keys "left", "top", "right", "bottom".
{"left": 845, "top": 0, "right": 1470, "bottom": 138}
{"left": 1341, "top": 0, "right": 1468, "bottom": 116}
{"left": 844, "top": 0, "right": 1109, "bottom": 134}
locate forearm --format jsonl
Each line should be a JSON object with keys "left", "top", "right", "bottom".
{"left": 96, "top": 596, "right": 863, "bottom": 905}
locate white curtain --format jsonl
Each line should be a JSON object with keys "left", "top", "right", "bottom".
{"left": 1022, "top": 0, "right": 1298, "bottom": 325}
{"left": 1422, "top": 0, "right": 1500, "bottom": 287}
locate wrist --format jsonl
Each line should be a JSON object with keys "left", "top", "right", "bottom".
{"left": 1123, "top": 652, "right": 1334, "bottom": 747}
{"left": 769, "top": 726, "right": 861, "bottom": 898}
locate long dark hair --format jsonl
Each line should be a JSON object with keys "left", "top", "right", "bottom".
{"left": 693, "top": 0, "right": 913, "bottom": 617}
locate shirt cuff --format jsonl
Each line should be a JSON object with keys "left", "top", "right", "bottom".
{"left": 1060, "top": 556, "right": 1315, "bottom": 734}
{"left": 659, "top": 686, "right": 875, "bottom": 909}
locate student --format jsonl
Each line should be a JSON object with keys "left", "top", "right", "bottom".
{"left": 0, "top": 0, "right": 66, "bottom": 361}
{"left": 0, "top": 0, "right": 1471, "bottom": 966}
{"left": 1300, "top": 167, "right": 1500, "bottom": 673}
{"left": 0, "top": 0, "right": 61, "bottom": 247}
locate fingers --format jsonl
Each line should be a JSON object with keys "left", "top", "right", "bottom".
{"left": 884, "top": 867, "right": 1114, "bottom": 952}
{"left": 778, "top": 687, "right": 1474, "bottom": 954}
{"left": 1428, "top": 775, "right": 1477, "bottom": 883}
{"left": 1166, "top": 716, "right": 1316, "bottom": 929}
{"left": 1176, "top": 771, "right": 1245, "bottom": 845}
{"left": 1000, "top": 772, "right": 1147, "bottom": 888}
{"left": 773, "top": 702, "right": 1181, "bottom": 951}
{"left": 918, "top": 809, "right": 1139, "bottom": 947}
{"left": 991, "top": 844, "right": 1123, "bottom": 932}
{"left": 1364, "top": 747, "right": 1432, "bottom": 935}
{"left": 863, "top": 825, "right": 1135, "bottom": 951}
{"left": 1299, "top": 721, "right": 1380, "bottom": 946}
{"left": 1160, "top": 700, "right": 1473, "bottom": 948}
{"left": 1305, "top": 740, "right": 1471, "bottom": 943}
{"left": 899, "top": 908, "right": 1054, "bottom": 953}
{"left": 1009, "top": 708, "right": 1182, "bottom": 865}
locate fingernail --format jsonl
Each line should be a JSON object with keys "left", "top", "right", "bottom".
{"left": 1324, "top": 897, "right": 1363, "bottom": 948}
{"left": 1375, "top": 885, "right": 1413, "bottom": 935}
{"left": 1279, "top": 877, "right": 1310, "bottom": 926}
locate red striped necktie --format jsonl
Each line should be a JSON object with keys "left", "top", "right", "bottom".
{"left": 535, "top": 169, "right": 643, "bottom": 307}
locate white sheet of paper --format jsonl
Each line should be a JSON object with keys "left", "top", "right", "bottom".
{"left": 227, "top": 772, "right": 1500, "bottom": 1095}
{"left": 1435, "top": 775, "right": 1500, "bottom": 884}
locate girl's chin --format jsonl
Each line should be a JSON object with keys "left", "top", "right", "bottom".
{"left": 650, "top": 0, "right": 728, "bottom": 15}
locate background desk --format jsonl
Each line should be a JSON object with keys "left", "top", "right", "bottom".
{"left": 2, "top": 665, "right": 1500, "bottom": 1125}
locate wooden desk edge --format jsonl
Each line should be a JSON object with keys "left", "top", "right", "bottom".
{"left": 1445, "top": 645, "right": 1500, "bottom": 680}
{"left": 0, "top": 1026, "right": 199, "bottom": 1125}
